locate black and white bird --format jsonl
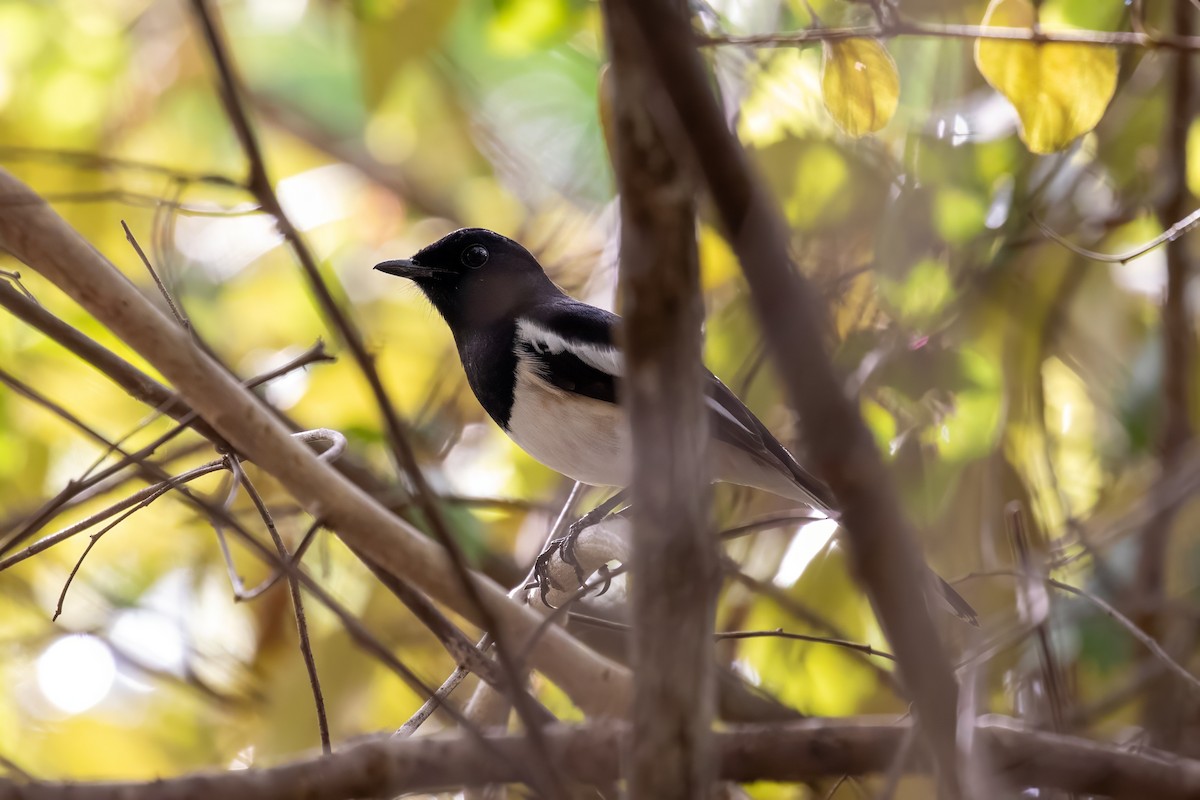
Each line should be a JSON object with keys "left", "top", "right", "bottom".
{"left": 375, "top": 227, "right": 977, "bottom": 624}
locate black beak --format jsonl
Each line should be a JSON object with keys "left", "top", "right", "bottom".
{"left": 374, "top": 259, "right": 449, "bottom": 280}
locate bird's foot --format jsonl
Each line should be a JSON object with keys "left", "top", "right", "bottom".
{"left": 530, "top": 520, "right": 589, "bottom": 608}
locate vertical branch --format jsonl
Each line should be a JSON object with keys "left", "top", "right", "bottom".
{"left": 1139, "top": 0, "right": 1195, "bottom": 748}
{"left": 611, "top": 0, "right": 962, "bottom": 793}
{"left": 603, "top": 2, "right": 718, "bottom": 797}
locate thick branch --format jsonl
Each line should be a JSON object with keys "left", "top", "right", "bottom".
{"left": 0, "top": 167, "right": 630, "bottom": 717}
{"left": 604, "top": 1, "right": 718, "bottom": 798}
{"left": 612, "top": 0, "right": 962, "bottom": 792}
{"left": 6, "top": 717, "right": 1200, "bottom": 800}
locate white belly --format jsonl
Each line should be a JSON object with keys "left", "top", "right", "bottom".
{"left": 506, "top": 360, "right": 632, "bottom": 486}
{"left": 505, "top": 360, "right": 823, "bottom": 507}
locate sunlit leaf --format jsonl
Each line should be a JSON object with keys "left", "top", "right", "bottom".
{"left": 820, "top": 38, "right": 899, "bottom": 137}
{"left": 974, "top": 0, "right": 1118, "bottom": 154}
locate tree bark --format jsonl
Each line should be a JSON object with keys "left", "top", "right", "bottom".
{"left": 6, "top": 717, "right": 1200, "bottom": 800}
{"left": 604, "top": 0, "right": 719, "bottom": 797}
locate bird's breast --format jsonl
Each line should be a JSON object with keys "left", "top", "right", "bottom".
{"left": 505, "top": 358, "right": 631, "bottom": 487}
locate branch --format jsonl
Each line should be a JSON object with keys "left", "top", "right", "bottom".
{"left": 604, "top": 1, "right": 718, "bottom": 796}
{"left": 699, "top": 19, "right": 1200, "bottom": 52}
{"left": 0, "top": 167, "right": 631, "bottom": 716}
{"left": 7, "top": 717, "right": 1200, "bottom": 799}
{"left": 614, "top": 0, "right": 962, "bottom": 791}
{"left": 1138, "top": 0, "right": 1196, "bottom": 750}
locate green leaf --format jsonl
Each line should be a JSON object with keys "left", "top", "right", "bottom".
{"left": 820, "top": 38, "right": 900, "bottom": 137}
{"left": 974, "top": 0, "right": 1118, "bottom": 154}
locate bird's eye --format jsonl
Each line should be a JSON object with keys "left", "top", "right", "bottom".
{"left": 461, "top": 244, "right": 489, "bottom": 269}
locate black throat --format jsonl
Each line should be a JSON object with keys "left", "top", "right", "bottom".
{"left": 454, "top": 319, "right": 521, "bottom": 430}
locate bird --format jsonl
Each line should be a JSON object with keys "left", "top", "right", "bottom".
{"left": 375, "top": 227, "right": 977, "bottom": 625}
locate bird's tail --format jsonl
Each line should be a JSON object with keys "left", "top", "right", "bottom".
{"left": 928, "top": 573, "right": 979, "bottom": 627}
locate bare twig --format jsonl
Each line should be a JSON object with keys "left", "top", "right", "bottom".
{"left": 0, "top": 189, "right": 261, "bottom": 215}
{"left": 236, "top": 519, "right": 323, "bottom": 601}
{"left": 52, "top": 480, "right": 178, "bottom": 621}
{"left": 0, "top": 344, "right": 333, "bottom": 557}
{"left": 0, "top": 459, "right": 227, "bottom": 573}
{"left": 0, "top": 145, "right": 242, "bottom": 188}
{"left": 121, "top": 220, "right": 189, "bottom": 329}
{"left": 961, "top": 571, "right": 1200, "bottom": 697}
{"left": 698, "top": 19, "right": 1200, "bottom": 52}
{"left": 714, "top": 629, "right": 896, "bottom": 661}
{"left": 727, "top": 565, "right": 904, "bottom": 695}
{"left": 1033, "top": 211, "right": 1200, "bottom": 265}
{"left": 230, "top": 458, "right": 330, "bottom": 753}
{"left": 395, "top": 664, "right": 471, "bottom": 738}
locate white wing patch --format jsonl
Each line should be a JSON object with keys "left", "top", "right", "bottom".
{"left": 515, "top": 318, "right": 624, "bottom": 376}
{"left": 707, "top": 395, "right": 757, "bottom": 438}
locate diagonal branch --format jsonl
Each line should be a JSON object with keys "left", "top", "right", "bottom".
{"left": 0, "top": 166, "right": 631, "bottom": 717}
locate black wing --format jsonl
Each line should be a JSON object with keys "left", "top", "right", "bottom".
{"left": 517, "top": 300, "right": 621, "bottom": 403}
{"left": 705, "top": 374, "right": 837, "bottom": 511}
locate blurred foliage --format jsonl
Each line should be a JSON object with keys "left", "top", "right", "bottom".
{"left": 0, "top": 0, "right": 1197, "bottom": 796}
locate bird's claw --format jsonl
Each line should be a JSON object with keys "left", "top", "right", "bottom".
{"left": 531, "top": 523, "right": 590, "bottom": 608}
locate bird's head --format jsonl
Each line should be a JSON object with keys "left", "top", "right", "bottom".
{"left": 374, "top": 228, "right": 558, "bottom": 330}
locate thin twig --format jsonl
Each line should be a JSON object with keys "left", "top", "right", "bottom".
{"left": 235, "top": 519, "right": 324, "bottom": 601}
{"left": 714, "top": 629, "right": 896, "bottom": 661}
{"left": 53, "top": 480, "right": 180, "bottom": 620}
{"left": 395, "top": 664, "right": 470, "bottom": 738}
{"left": 1033, "top": 210, "right": 1200, "bottom": 264}
{"left": 962, "top": 570, "right": 1200, "bottom": 697}
{"left": 121, "top": 220, "right": 189, "bottom": 329}
{"left": 0, "top": 459, "right": 227, "bottom": 573}
{"left": 0, "top": 189, "right": 261, "bottom": 216}
{"left": 719, "top": 511, "right": 829, "bottom": 541}
{"left": 231, "top": 458, "right": 330, "bottom": 753}
{"left": 0, "top": 342, "right": 333, "bottom": 556}
{"left": 698, "top": 19, "right": 1200, "bottom": 52}
{"left": 0, "top": 145, "right": 242, "bottom": 187}
{"left": 727, "top": 566, "right": 901, "bottom": 692}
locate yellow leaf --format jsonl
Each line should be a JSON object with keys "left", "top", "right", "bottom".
{"left": 820, "top": 39, "right": 900, "bottom": 137}
{"left": 974, "top": 0, "right": 1118, "bottom": 154}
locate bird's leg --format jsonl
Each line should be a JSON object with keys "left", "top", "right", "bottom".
{"left": 532, "top": 490, "right": 628, "bottom": 605}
